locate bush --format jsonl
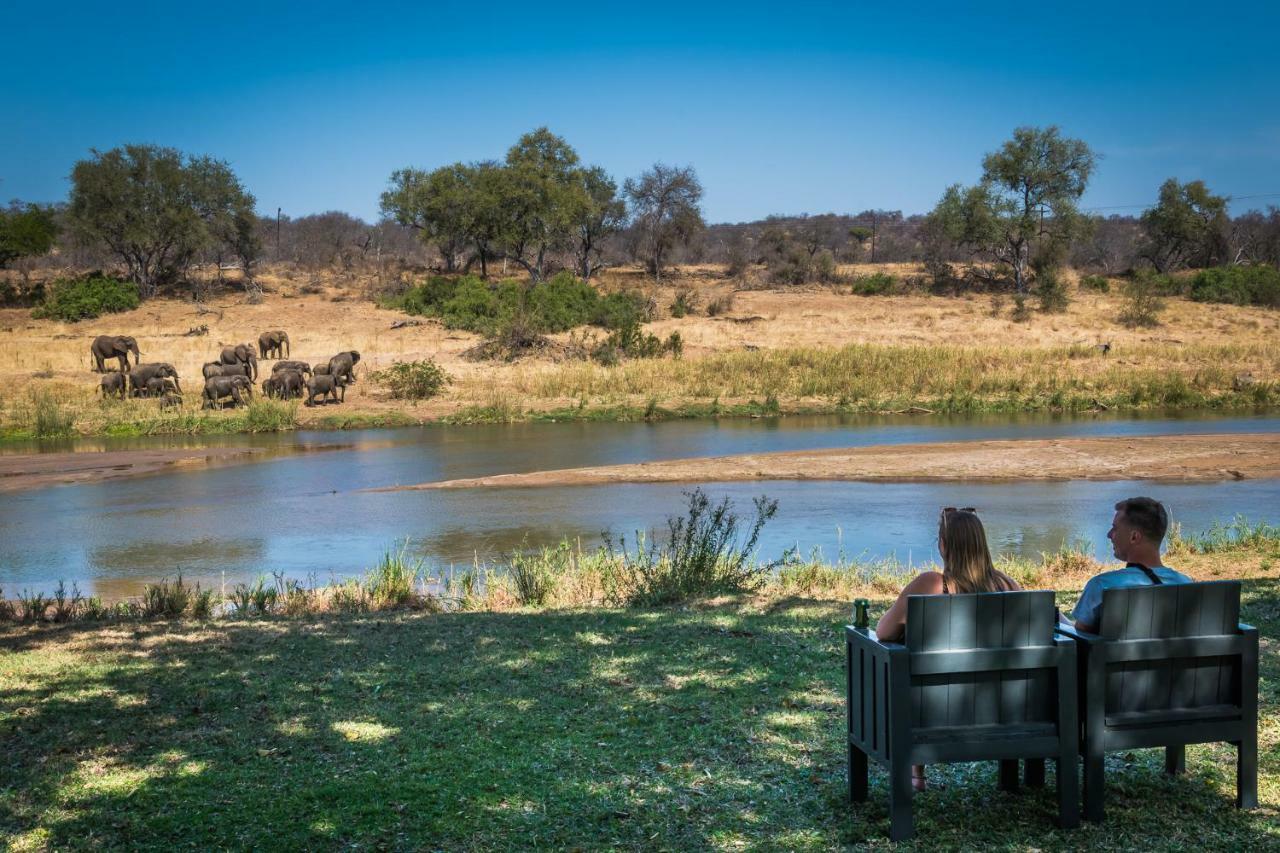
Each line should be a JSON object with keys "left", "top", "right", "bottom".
{"left": 606, "top": 488, "right": 780, "bottom": 606}
{"left": 507, "top": 544, "right": 562, "bottom": 606}
{"left": 32, "top": 389, "right": 75, "bottom": 438}
{"left": 1189, "top": 265, "right": 1280, "bottom": 307}
{"left": 1034, "top": 267, "right": 1070, "bottom": 313}
{"left": 366, "top": 547, "right": 419, "bottom": 607}
{"left": 1079, "top": 274, "right": 1110, "bottom": 292}
{"left": 849, "top": 271, "right": 897, "bottom": 296}
{"left": 32, "top": 273, "right": 139, "bottom": 321}
{"left": 142, "top": 574, "right": 192, "bottom": 618}
{"left": 440, "top": 276, "right": 509, "bottom": 334}
{"left": 1120, "top": 270, "right": 1167, "bottom": 327}
{"left": 669, "top": 289, "right": 696, "bottom": 318}
{"left": 371, "top": 359, "right": 451, "bottom": 400}
{"left": 592, "top": 290, "right": 650, "bottom": 330}
{"left": 397, "top": 275, "right": 460, "bottom": 315}
{"left": 526, "top": 271, "right": 599, "bottom": 332}
{"left": 705, "top": 292, "right": 735, "bottom": 316}
{"left": 590, "top": 321, "right": 682, "bottom": 363}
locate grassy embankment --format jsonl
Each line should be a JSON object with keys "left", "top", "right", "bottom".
{"left": 3, "top": 264, "right": 1278, "bottom": 438}
{"left": 2, "top": 521, "right": 1277, "bottom": 849}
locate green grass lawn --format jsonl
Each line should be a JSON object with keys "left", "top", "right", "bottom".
{"left": 2, "top": 581, "right": 1277, "bottom": 850}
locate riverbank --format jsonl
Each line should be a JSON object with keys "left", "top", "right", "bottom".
{"left": 393, "top": 433, "right": 1280, "bottom": 490}
{"left": 3, "top": 264, "right": 1278, "bottom": 439}
{"left": 2, "top": 537, "right": 1276, "bottom": 849}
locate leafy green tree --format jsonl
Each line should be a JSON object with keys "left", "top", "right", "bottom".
{"left": 499, "top": 128, "right": 587, "bottom": 283}
{"left": 1140, "top": 178, "right": 1229, "bottom": 271}
{"left": 625, "top": 164, "right": 705, "bottom": 282}
{"left": 573, "top": 166, "right": 626, "bottom": 280}
{"left": 68, "top": 145, "right": 257, "bottom": 297}
{"left": 380, "top": 163, "right": 474, "bottom": 273}
{"left": 927, "top": 126, "right": 1094, "bottom": 292}
{"left": 0, "top": 202, "right": 59, "bottom": 270}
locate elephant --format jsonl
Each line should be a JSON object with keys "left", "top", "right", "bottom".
{"left": 306, "top": 374, "right": 346, "bottom": 406}
{"left": 327, "top": 350, "right": 360, "bottom": 385}
{"left": 99, "top": 372, "right": 127, "bottom": 398}
{"left": 219, "top": 344, "right": 258, "bottom": 381}
{"left": 261, "top": 375, "right": 282, "bottom": 399}
{"left": 271, "top": 360, "right": 313, "bottom": 378}
{"left": 90, "top": 335, "right": 140, "bottom": 373}
{"left": 312, "top": 363, "right": 331, "bottom": 376}
{"left": 275, "top": 369, "right": 306, "bottom": 399}
{"left": 203, "top": 375, "right": 253, "bottom": 409}
{"left": 144, "top": 376, "right": 179, "bottom": 398}
{"left": 204, "top": 361, "right": 251, "bottom": 380}
{"left": 128, "top": 363, "right": 182, "bottom": 398}
{"left": 159, "top": 392, "right": 183, "bottom": 411}
{"left": 258, "top": 330, "right": 290, "bottom": 359}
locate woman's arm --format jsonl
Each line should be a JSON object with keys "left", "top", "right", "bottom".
{"left": 875, "top": 572, "right": 945, "bottom": 641}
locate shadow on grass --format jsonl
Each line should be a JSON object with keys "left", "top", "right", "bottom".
{"left": 1, "top": 587, "right": 1277, "bottom": 849}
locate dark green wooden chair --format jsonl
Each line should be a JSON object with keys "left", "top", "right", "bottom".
{"left": 846, "top": 590, "right": 1079, "bottom": 841}
{"left": 1056, "top": 580, "right": 1258, "bottom": 822}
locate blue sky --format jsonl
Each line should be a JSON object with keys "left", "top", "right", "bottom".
{"left": 5, "top": 1, "right": 1280, "bottom": 222}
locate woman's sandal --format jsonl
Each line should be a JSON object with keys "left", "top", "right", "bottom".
{"left": 912, "top": 765, "right": 927, "bottom": 792}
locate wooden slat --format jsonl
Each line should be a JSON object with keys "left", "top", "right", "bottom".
{"left": 1193, "top": 583, "right": 1229, "bottom": 707}
{"left": 947, "top": 594, "right": 977, "bottom": 726}
{"left": 909, "top": 647, "right": 1064, "bottom": 674}
{"left": 1119, "top": 585, "right": 1156, "bottom": 713}
{"left": 916, "top": 596, "right": 950, "bottom": 729}
{"left": 999, "top": 592, "right": 1030, "bottom": 724}
{"left": 1169, "top": 587, "right": 1198, "bottom": 708}
{"left": 1104, "top": 704, "right": 1242, "bottom": 728}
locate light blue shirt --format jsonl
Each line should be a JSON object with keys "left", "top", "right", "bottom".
{"left": 1072, "top": 564, "right": 1192, "bottom": 630}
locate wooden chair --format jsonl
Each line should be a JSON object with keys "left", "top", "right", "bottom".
{"left": 1056, "top": 580, "right": 1258, "bottom": 822}
{"left": 846, "top": 590, "right": 1079, "bottom": 841}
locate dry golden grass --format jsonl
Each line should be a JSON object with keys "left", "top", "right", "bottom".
{"left": 2, "top": 262, "right": 1278, "bottom": 434}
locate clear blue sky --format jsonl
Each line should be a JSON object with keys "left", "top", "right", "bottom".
{"left": 5, "top": 1, "right": 1279, "bottom": 223}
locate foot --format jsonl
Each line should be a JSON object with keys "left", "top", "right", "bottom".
{"left": 912, "top": 765, "right": 926, "bottom": 792}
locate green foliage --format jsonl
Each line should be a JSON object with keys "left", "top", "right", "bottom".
{"left": 242, "top": 399, "right": 298, "bottom": 432}
{"left": 506, "top": 543, "right": 563, "bottom": 606}
{"left": 142, "top": 574, "right": 192, "bottom": 618}
{"left": 849, "top": 272, "right": 897, "bottom": 295}
{"left": 365, "top": 547, "right": 419, "bottom": 608}
{"left": 440, "top": 277, "right": 511, "bottom": 333}
{"left": 396, "top": 275, "right": 459, "bottom": 315}
{"left": 0, "top": 202, "right": 58, "bottom": 267}
{"left": 591, "top": 321, "right": 682, "bottom": 363}
{"left": 607, "top": 488, "right": 780, "bottom": 606}
{"left": 1079, "top": 274, "right": 1110, "bottom": 292}
{"left": 230, "top": 577, "right": 277, "bottom": 617}
{"left": 1034, "top": 267, "right": 1070, "bottom": 313}
{"left": 1120, "top": 270, "right": 1167, "bottom": 327}
{"left": 526, "top": 271, "right": 600, "bottom": 332}
{"left": 68, "top": 144, "right": 257, "bottom": 296}
{"left": 1190, "top": 265, "right": 1280, "bottom": 307}
{"left": 371, "top": 359, "right": 452, "bottom": 400}
{"left": 1010, "top": 294, "right": 1031, "bottom": 322}
{"left": 625, "top": 163, "right": 705, "bottom": 280}
{"left": 592, "top": 290, "right": 650, "bottom": 330}
{"left": 1141, "top": 178, "right": 1229, "bottom": 271}
{"left": 669, "top": 289, "right": 696, "bottom": 318}
{"left": 32, "top": 273, "right": 139, "bottom": 321}
{"left": 1167, "top": 515, "right": 1280, "bottom": 555}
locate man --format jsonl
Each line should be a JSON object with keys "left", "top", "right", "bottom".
{"left": 1073, "top": 497, "right": 1192, "bottom": 634}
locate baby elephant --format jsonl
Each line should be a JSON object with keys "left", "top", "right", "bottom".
{"left": 99, "top": 371, "right": 127, "bottom": 399}
{"left": 306, "top": 374, "right": 346, "bottom": 406}
{"left": 159, "top": 392, "right": 183, "bottom": 411}
{"left": 144, "top": 376, "right": 179, "bottom": 398}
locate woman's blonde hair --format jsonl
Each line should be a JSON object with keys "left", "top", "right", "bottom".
{"left": 938, "top": 510, "right": 1006, "bottom": 594}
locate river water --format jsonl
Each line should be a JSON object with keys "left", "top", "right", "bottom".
{"left": 2, "top": 411, "right": 1278, "bottom": 598}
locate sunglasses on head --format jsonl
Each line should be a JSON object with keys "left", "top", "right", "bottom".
{"left": 941, "top": 506, "right": 977, "bottom": 517}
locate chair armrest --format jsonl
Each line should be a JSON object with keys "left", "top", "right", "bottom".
{"left": 846, "top": 625, "right": 906, "bottom": 651}
{"left": 1055, "top": 623, "right": 1101, "bottom": 645}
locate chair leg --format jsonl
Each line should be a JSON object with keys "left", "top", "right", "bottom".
{"left": 849, "top": 743, "right": 868, "bottom": 803}
{"left": 1024, "top": 758, "right": 1046, "bottom": 788}
{"left": 1056, "top": 753, "right": 1080, "bottom": 829}
{"left": 1164, "top": 744, "right": 1185, "bottom": 775}
{"left": 1236, "top": 737, "right": 1257, "bottom": 810}
{"left": 998, "top": 759, "right": 1020, "bottom": 792}
{"left": 888, "top": 758, "right": 914, "bottom": 841}
{"left": 1083, "top": 747, "right": 1105, "bottom": 823}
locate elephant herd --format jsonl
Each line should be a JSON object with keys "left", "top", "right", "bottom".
{"left": 90, "top": 332, "right": 361, "bottom": 409}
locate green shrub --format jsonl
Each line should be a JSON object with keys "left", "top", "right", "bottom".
{"left": 592, "top": 291, "right": 650, "bottom": 330}
{"left": 1120, "top": 270, "right": 1167, "bottom": 327}
{"left": 606, "top": 488, "right": 780, "bottom": 606}
{"left": 1190, "top": 265, "right": 1280, "bottom": 307}
{"left": 398, "top": 275, "right": 460, "bottom": 315}
{"left": 366, "top": 547, "right": 419, "bottom": 607}
{"left": 526, "top": 271, "right": 599, "bottom": 332}
{"left": 669, "top": 289, "right": 696, "bottom": 318}
{"left": 242, "top": 399, "right": 298, "bottom": 432}
{"left": 32, "top": 389, "right": 75, "bottom": 438}
{"left": 1079, "top": 274, "right": 1110, "bottom": 292}
{"left": 507, "top": 544, "right": 562, "bottom": 606}
{"left": 371, "top": 358, "right": 452, "bottom": 400}
{"left": 32, "top": 273, "right": 139, "bottom": 321}
{"left": 849, "top": 272, "right": 897, "bottom": 296}
{"left": 1034, "top": 267, "right": 1070, "bottom": 313}
{"left": 440, "top": 277, "right": 507, "bottom": 333}
{"left": 590, "top": 320, "right": 682, "bottom": 363}
{"left": 142, "top": 574, "right": 192, "bottom": 618}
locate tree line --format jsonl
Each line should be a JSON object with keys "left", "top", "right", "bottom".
{"left": 3, "top": 126, "right": 1279, "bottom": 300}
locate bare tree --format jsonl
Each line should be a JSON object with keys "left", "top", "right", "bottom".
{"left": 624, "top": 164, "right": 704, "bottom": 282}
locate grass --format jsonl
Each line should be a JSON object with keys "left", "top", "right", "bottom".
{"left": 2, "top": 532, "right": 1277, "bottom": 849}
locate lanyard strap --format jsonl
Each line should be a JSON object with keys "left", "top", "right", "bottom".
{"left": 1127, "top": 562, "right": 1164, "bottom": 585}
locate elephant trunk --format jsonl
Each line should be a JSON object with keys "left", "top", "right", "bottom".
{"left": 283, "top": 334, "right": 290, "bottom": 357}
{"left": 130, "top": 342, "right": 140, "bottom": 367}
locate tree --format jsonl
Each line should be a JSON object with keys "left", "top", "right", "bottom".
{"left": 498, "top": 128, "right": 586, "bottom": 283}
{"left": 573, "top": 166, "right": 626, "bottom": 280}
{"left": 0, "top": 202, "right": 59, "bottom": 270}
{"left": 68, "top": 145, "right": 257, "bottom": 297}
{"left": 380, "top": 163, "right": 475, "bottom": 272}
{"left": 1140, "top": 178, "right": 1229, "bottom": 271}
{"left": 927, "top": 126, "right": 1095, "bottom": 292}
{"left": 624, "top": 164, "right": 705, "bottom": 282}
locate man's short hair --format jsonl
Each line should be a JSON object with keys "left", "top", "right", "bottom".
{"left": 1115, "top": 497, "right": 1169, "bottom": 544}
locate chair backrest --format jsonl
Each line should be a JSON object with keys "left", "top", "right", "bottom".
{"left": 905, "top": 590, "right": 1057, "bottom": 729}
{"left": 1098, "top": 581, "right": 1242, "bottom": 716}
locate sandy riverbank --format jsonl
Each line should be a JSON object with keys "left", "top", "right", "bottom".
{"left": 383, "top": 433, "right": 1280, "bottom": 490}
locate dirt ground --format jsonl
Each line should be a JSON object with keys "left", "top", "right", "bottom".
{"left": 384, "top": 433, "right": 1280, "bottom": 490}
{"left": 2, "top": 262, "right": 1279, "bottom": 425}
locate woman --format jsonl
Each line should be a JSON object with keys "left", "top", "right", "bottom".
{"left": 874, "top": 507, "right": 1020, "bottom": 790}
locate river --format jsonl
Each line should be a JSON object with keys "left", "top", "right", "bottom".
{"left": 2, "top": 411, "right": 1278, "bottom": 598}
